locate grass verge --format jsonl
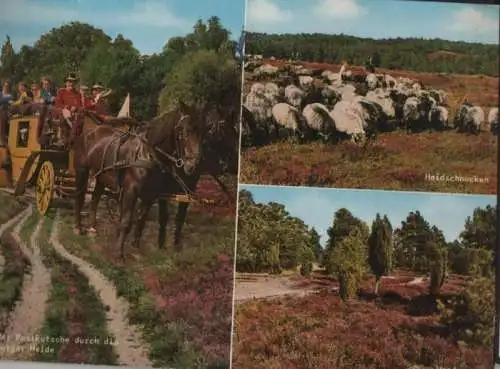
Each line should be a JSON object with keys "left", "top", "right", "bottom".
{"left": 57, "top": 202, "right": 234, "bottom": 369}
{"left": 240, "top": 131, "right": 497, "bottom": 195}
{"left": 19, "top": 212, "right": 118, "bottom": 365}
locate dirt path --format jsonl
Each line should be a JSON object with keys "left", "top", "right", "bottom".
{"left": 1, "top": 205, "right": 51, "bottom": 361}
{"left": 235, "top": 274, "right": 325, "bottom": 302}
{"left": 50, "top": 210, "right": 152, "bottom": 367}
{"left": 235, "top": 273, "right": 427, "bottom": 303}
{"left": 407, "top": 276, "right": 426, "bottom": 285}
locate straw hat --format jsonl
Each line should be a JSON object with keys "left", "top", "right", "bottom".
{"left": 92, "top": 82, "right": 104, "bottom": 90}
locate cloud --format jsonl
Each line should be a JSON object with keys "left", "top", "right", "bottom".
{"left": 0, "top": 0, "right": 190, "bottom": 29}
{"left": 105, "top": 1, "right": 190, "bottom": 29}
{"left": 448, "top": 7, "right": 499, "bottom": 35}
{"left": 0, "top": 0, "right": 76, "bottom": 24}
{"left": 312, "top": 0, "right": 366, "bottom": 19}
{"left": 246, "top": 0, "right": 293, "bottom": 26}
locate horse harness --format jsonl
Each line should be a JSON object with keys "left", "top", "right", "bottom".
{"left": 92, "top": 116, "right": 198, "bottom": 199}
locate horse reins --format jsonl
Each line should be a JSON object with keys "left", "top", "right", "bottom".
{"left": 90, "top": 112, "right": 199, "bottom": 199}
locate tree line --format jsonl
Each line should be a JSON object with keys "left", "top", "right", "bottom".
{"left": 245, "top": 32, "right": 499, "bottom": 76}
{"left": 0, "top": 17, "right": 242, "bottom": 120}
{"left": 237, "top": 190, "right": 496, "bottom": 346}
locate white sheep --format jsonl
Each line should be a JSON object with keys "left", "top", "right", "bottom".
{"left": 428, "top": 106, "right": 449, "bottom": 130}
{"left": 298, "top": 75, "right": 314, "bottom": 90}
{"left": 488, "top": 107, "right": 498, "bottom": 131}
{"left": 302, "top": 103, "right": 337, "bottom": 140}
{"left": 366, "top": 73, "right": 378, "bottom": 90}
{"left": 329, "top": 100, "right": 367, "bottom": 139}
{"left": 250, "top": 82, "right": 265, "bottom": 95}
{"left": 284, "top": 85, "right": 305, "bottom": 109}
{"left": 272, "top": 103, "right": 307, "bottom": 139}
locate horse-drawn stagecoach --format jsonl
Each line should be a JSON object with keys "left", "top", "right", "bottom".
{"left": 0, "top": 96, "right": 214, "bottom": 217}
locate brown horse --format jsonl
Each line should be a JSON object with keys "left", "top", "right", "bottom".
{"left": 72, "top": 101, "right": 207, "bottom": 259}
{"left": 154, "top": 103, "right": 240, "bottom": 250}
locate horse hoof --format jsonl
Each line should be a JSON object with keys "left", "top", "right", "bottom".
{"left": 88, "top": 227, "right": 97, "bottom": 236}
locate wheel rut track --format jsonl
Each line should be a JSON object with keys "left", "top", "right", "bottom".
{"left": 50, "top": 209, "right": 152, "bottom": 367}
{"left": 0, "top": 205, "right": 51, "bottom": 361}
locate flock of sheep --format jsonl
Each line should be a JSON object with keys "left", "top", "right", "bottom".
{"left": 241, "top": 62, "right": 499, "bottom": 146}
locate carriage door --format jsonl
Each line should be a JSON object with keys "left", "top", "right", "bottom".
{"left": 8, "top": 118, "right": 41, "bottom": 183}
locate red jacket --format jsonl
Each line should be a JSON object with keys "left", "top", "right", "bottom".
{"left": 55, "top": 88, "right": 83, "bottom": 109}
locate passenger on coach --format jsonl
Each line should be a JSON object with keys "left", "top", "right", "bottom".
{"left": 0, "top": 80, "right": 12, "bottom": 146}
{"left": 90, "top": 83, "right": 109, "bottom": 116}
{"left": 31, "top": 82, "right": 41, "bottom": 103}
{"left": 9, "top": 82, "right": 33, "bottom": 116}
{"left": 40, "top": 77, "right": 56, "bottom": 105}
{"left": 54, "top": 73, "right": 84, "bottom": 146}
{"left": 0, "top": 80, "right": 13, "bottom": 105}
{"left": 79, "top": 85, "right": 93, "bottom": 109}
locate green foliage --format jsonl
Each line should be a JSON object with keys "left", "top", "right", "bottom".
{"left": 158, "top": 50, "right": 240, "bottom": 113}
{"left": 323, "top": 208, "right": 369, "bottom": 275}
{"left": 309, "top": 227, "right": 323, "bottom": 262}
{"left": 459, "top": 204, "right": 497, "bottom": 252}
{"left": 448, "top": 205, "right": 496, "bottom": 276}
{"left": 245, "top": 32, "right": 499, "bottom": 76}
{"left": 81, "top": 34, "right": 142, "bottom": 114}
{"left": 236, "top": 190, "right": 319, "bottom": 273}
{"left": 439, "top": 273, "right": 495, "bottom": 347}
{"left": 393, "top": 211, "right": 445, "bottom": 272}
{"left": 367, "top": 213, "right": 393, "bottom": 294}
{"left": 428, "top": 244, "right": 446, "bottom": 295}
{"left": 0, "top": 16, "right": 238, "bottom": 121}
{"left": 328, "top": 228, "right": 367, "bottom": 301}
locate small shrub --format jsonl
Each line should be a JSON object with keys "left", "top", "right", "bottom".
{"left": 438, "top": 275, "right": 494, "bottom": 347}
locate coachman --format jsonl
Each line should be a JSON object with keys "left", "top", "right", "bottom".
{"left": 53, "top": 73, "right": 84, "bottom": 147}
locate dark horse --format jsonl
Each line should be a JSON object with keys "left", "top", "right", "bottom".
{"left": 72, "top": 101, "right": 206, "bottom": 259}
{"left": 153, "top": 102, "right": 240, "bottom": 251}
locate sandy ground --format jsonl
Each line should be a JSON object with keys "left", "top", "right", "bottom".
{"left": 0, "top": 204, "right": 152, "bottom": 367}
{"left": 0, "top": 206, "right": 51, "bottom": 361}
{"left": 50, "top": 210, "right": 151, "bottom": 367}
{"left": 234, "top": 273, "right": 427, "bottom": 303}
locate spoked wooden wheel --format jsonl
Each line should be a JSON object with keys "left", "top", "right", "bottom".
{"left": 36, "top": 161, "right": 55, "bottom": 215}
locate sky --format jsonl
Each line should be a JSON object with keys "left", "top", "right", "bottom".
{"left": 239, "top": 184, "right": 497, "bottom": 246}
{"left": 0, "top": 0, "right": 246, "bottom": 55}
{"left": 246, "top": 0, "right": 499, "bottom": 44}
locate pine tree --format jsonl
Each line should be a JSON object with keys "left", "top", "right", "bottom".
{"left": 368, "top": 214, "right": 393, "bottom": 295}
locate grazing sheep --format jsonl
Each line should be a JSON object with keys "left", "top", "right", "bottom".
{"left": 488, "top": 107, "right": 498, "bottom": 134}
{"left": 264, "top": 82, "right": 281, "bottom": 105}
{"left": 428, "top": 106, "right": 450, "bottom": 131}
{"left": 336, "top": 84, "right": 357, "bottom": 102}
{"left": 365, "top": 90, "right": 396, "bottom": 119}
{"left": 250, "top": 82, "right": 265, "bottom": 95}
{"left": 302, "top": 103, "right": 339, "bottom": 142}
{"left": 454, "top": 105, "right": 485, "bottom": 135}
{"left": 298, "top": 75, "right": 314, "bottom": 90}
{"left": 403, "top": 97, "right": 421, "bottom": 132}
{"left": 255, "top": 64, "right": 279, "bottom": 76}
{"left": 330, "top": 100, "right": 369, "bottom": 142}
{"left": 384, "top": 74, "right": 397, "bottom": 88}
{"left": 428, "top": 89, "right": 448, "bottom": 106}
{"left": 285, "top": 85, "right": 305, "bottom": 109}
{"left": 366, "top": 73, "right": 379, "bottom": 90}
{"left": 321, "top": 85, "right": 342, "bottom": 109}
{"left": 271, "top": 103, "right": 308, "bottom": 141}
{"left": 411, "top": 83, "right": 422, "bottom": 96}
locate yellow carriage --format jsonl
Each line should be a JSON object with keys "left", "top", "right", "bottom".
{"left": 0, "top": 108, "right": 131, "bottom": 215}
{"left": 0, "top": 96, "right": 214, "bottom": 216}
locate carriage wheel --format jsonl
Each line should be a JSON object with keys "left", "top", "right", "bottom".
{"left": 36, "top": 161, "right": 55, "bottom": 215}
